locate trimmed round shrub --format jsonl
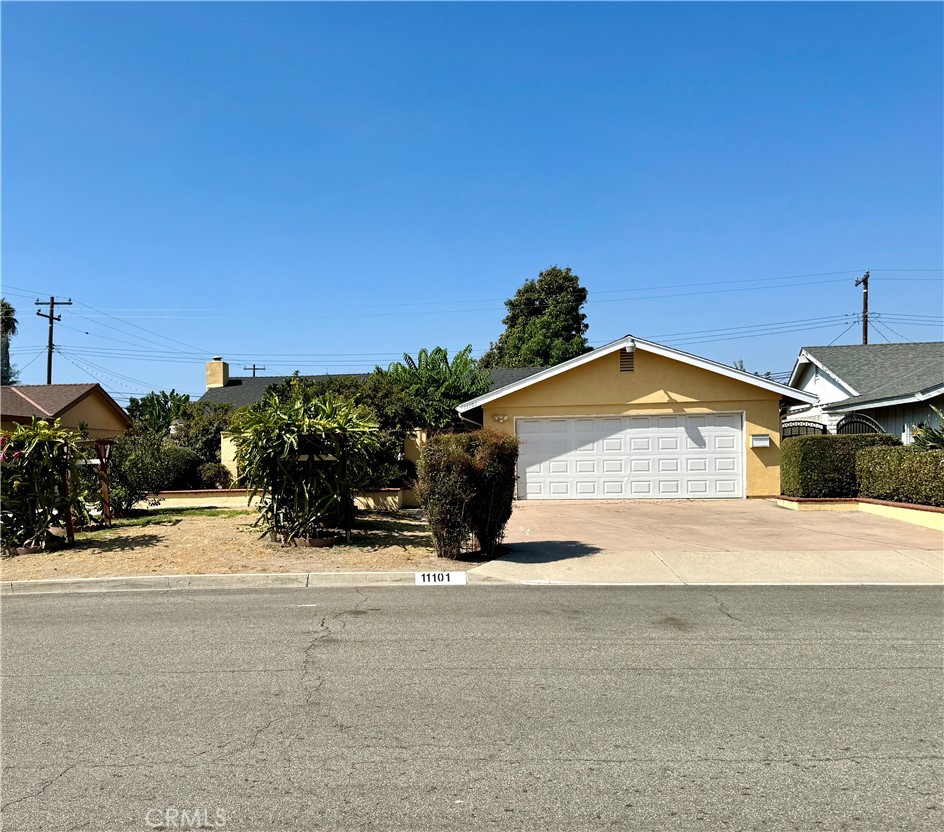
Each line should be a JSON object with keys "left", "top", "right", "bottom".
{"left": 781, "top": 433, "right": 901, "bottom": 498}
{"left": 417, "top": 429, "right": 519, "bottom": 558}
{"left": 197, "top": 462, "right": 233, "bottom": 489}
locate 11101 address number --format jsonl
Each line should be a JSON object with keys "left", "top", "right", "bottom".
{"left": 415, "top": 571, "right": 467, "bottom": 585}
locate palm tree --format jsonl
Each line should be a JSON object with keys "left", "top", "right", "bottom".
{"left": 1, "top": 298, "right": 20, "bottom": 385}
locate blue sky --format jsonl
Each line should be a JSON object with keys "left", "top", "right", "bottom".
{"left": 3, "top": 2, "right": 942, "bottom": 402}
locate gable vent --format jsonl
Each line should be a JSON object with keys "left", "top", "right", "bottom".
{"left": 620, "top": 350, "right": 635, "bottom": 372}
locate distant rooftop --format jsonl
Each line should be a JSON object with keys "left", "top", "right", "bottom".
{"left": 198, "top": 367, "right": 543, "bottom": 408}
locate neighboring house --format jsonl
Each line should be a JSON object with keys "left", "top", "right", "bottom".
{"left": 785, "top": 342, "right": 944, "bottom": 442}
{"left": 0, "top": 383, "right": 132, "bottom": 438}
{"left": 457, "top": 335, "right": 817, "bottom": 500}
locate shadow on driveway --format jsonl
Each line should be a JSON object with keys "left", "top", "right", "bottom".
{"left": 499, "top": 540, "right": 603, "bottom": 564}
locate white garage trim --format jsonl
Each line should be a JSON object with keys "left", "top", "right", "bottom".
{"left": 514, "top": 412, "right": 747, "bottom": 500}
{"left": 458, "top": 335, "right": 817, "bottom": 413}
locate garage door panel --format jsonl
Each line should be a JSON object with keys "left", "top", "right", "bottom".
{"left": 517, "top": 414, "right": 743, "bottom": 500}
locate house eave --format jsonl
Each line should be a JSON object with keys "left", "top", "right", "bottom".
{"left": 457, "top": 335, "right": 818, "bottom": 413}
{"left": 822, "top": 384, "right": 944, "bottom": 413}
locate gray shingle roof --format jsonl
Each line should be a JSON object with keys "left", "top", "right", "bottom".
{"left": 801, "top": 342, "right": 944, "bottom": 409}
{"left": 197, "top": 368, "right": 544, "bottom": 408}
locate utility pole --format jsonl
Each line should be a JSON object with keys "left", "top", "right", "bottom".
{"left": 35, "top": 296, "right": 72, "bottom": 384}
{"left": 244, "top": 364, "right": 266, "bottom": 377}
{"left": 855, "top": 270, "right": 869, "bottom": 345}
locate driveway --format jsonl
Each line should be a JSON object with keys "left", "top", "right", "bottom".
{"left": 469, "top": 500, "right": 944, "bottom": 585}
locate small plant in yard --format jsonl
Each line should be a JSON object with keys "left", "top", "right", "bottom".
{"left": 911, "top": 406, "right": 944, "bottom": 451}
{"left": 0, "top": 419, "right": 85, "bottom": 553}
{"left": 417, "top": 429, "right": 519, "bottom": 558}
{"left": 229, "top": 387, "right": 379, "bottom": 544}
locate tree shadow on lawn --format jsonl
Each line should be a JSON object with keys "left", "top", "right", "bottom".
{"left": 348, "top": 514, "right": 434, "bottom": 551}
{"left": 490, "top": 540, "right": 603, "bottom": 565}
{"left": 71, "top": 533, "right": 165, "bottom": 554}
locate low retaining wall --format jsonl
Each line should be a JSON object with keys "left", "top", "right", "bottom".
{"left": 777, "top": 496, "right": 944, "bottom": 531}
{"left": 153, "top": 489, "right": 413, "bottom": 511}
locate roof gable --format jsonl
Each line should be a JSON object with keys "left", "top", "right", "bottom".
{"left": 457, "top": 336, "right": 818, "bottom": 412}
{"left": 1, "top": 384, "right": 131, "bottom": 427}
{"left": 789, "top": 342, "right": 944, "bottom": 403}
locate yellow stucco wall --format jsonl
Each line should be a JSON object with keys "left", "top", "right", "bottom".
{"left": 61, "top": 396, "right": 128, "bottom": 438}
{"left": 481, "top": 348, "right": 783, "bottom": 498}
{"left": 221, "top": 433, "right": 238, "bottom": 478}
{"left": 2, "top": 396, "right": 127, "bottom": 439}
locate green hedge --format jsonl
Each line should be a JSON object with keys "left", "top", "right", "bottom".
{"left": 417, "top": 429, "right": 519, "bottom": 558}
{"left": 856, "top": 447, "right": 944, "bottom": 507}
{"left": 780, "top": 434, "right": 901, "bottom": 498}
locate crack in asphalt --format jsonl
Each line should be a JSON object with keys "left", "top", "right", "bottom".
{"left": 1, "top": 764, "right": 76, "bottom": 812}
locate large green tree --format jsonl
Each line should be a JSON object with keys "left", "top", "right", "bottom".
{"left": 479, "top": 266, "right": 591, "bottom": 368}
{"left": 1, "top": 298, "right": 20, "bottom": 385}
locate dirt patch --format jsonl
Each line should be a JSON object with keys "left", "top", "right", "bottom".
{"left": 0, "top": 510, "right": 474, "bottom": 581}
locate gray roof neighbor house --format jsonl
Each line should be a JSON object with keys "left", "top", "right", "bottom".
{"left": 197, "top": 358, "right": 542, "bottom": 408}
{"left": 786, "top": 341, "right": 944, "bottom": 440}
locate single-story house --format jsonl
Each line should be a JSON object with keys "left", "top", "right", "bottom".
{"left": 784, "top": 341, "right": 944, "bottom": 442}
{"left": 0, "top": 383, "right": 132, "bottom": 438}
{"left": 457, "top": 335, "right": 817, "bottom": 500}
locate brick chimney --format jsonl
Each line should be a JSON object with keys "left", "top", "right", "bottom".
{"left": 206, "top": 356, "right": 229, "bottom": 389}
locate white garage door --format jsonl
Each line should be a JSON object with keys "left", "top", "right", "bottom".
{"left": 517, "top": 414, "right": 744, "bottom": 500}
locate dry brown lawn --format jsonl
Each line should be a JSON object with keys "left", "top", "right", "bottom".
{"left": 1, "top": 509, "right": 472, "bottom": 582}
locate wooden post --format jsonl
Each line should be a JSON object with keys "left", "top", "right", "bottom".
{"left": 97, "top": 441, "right": 113, "bottom": 527}
{"left": 60, "top": 459, "right": 75, "bottom": 545}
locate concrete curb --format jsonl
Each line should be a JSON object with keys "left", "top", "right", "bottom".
{"left": 0, "top": 571, "right": 455, "bottom": 596}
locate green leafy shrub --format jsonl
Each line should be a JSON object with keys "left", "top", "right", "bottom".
{"left": 1, "top": 420, "right": 84, "bottom": 551}
{"left": 160, "top": 444, "right": 203, "bottom": 489}
{"left": 110, "top": 436, "right": 209, "bottom": 511}
{"left": 781, "top": 433, "right": 902, "bottom": 498}
{"left": 229, "top": 388, "right": 379, "bottom": 543}
{"left": 417, "top": 429, "right": 519, "bottom": 558}
{"left": 856, "top": 446, "right": 944, "bottom": 507}
{"left": 911, "top": 405, "right": 944, "bottom": 451}
{"left": 198, "top": 462, "right": 233, "bottom": 489}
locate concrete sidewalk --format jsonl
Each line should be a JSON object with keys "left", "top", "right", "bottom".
{"left": 467, "top": 547, "right": 943, "bottom": 585}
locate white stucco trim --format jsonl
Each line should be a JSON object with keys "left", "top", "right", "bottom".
{"left": 458, "top": 336, "right": 818, "bottom": 413}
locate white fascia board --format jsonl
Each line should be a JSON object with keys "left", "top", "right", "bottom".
{"left": 787, "top": 349, "right": 860, "bottom": 396}
{"left": 457, "top": 335, "right": 818, "bottom": 413}
{"left": 824, "top": 384, "right": 944, "bottom": 413}
{"left": 457, "top": 336, "right": 635, "bottom": 412}
{"left": 634, "top": 338, "right": 818, "bottom": 402}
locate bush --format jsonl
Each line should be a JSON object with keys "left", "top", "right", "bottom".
{"left": 108, "top": 436, "right": 201, "bottom": 513}
{"left": 417, "top": 429, "right": 519, "bottom": 558}
{"left": 161, "top": 445, "right": 203, "bottom": 490}
{"left": 780, "top": 433, "right": 901, "bottom": 498}
{"left": 198, "top": 462, "right": 233, "bottom": 489}
{"left": 1, "top": 420, "right": 84, "bottom": 551}
{"left": 229, "top": 389, "right": 379, "bottom": 542}
{"left": 856, "top": 447, "right": 944, "bottom": 507}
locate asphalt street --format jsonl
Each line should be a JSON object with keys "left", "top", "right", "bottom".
{"left": 1, "top": 586, "right": 941, "bottom": 831}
